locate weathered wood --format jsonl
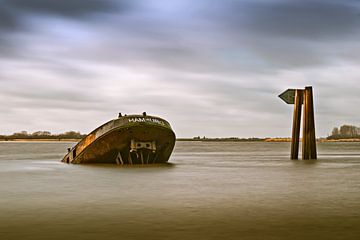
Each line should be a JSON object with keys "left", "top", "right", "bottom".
{"left": 307, "top": 87, "right": 317, "bottom": 159}
{"left": 280, "top": 86, "right": 317, "bottom": 160}
{"left": 302, "top": 88, "right": 309, "bottom": 159}
{"left": 302, "top": 87, "right": 317, "bottom": 160}
{"left": 291, "top": 89, "right": 303, "bottom": 160}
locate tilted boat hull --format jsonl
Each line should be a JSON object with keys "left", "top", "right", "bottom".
{"left": 62, "top": 115, "right": 176, "bottom": 164}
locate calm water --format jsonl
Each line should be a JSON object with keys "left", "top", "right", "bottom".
{"left": 0, "top": 141, "right": 360, "bottom": 240}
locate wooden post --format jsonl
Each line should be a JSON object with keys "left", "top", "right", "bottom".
{"left": 279, "top": 86, "right": 317, "bottom": 160}
{"left": 291, "top": 89, "right": 303, "bottom": 160}
{"left": 302, "top": 88, "right": 309, "bottom": 159}
{"left": 308, "top": 87, "right": 317, "bottom": 159}
{"left": 302, "top": 86, "right": 317, "bottom": 159}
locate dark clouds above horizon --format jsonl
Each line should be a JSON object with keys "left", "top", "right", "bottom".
{"left": 1, "top": 0, "right": 360, "bottom": 137}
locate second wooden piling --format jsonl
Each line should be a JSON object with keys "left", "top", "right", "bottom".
{"left": 291, "top": 89, "right": 303, "bottom": 160}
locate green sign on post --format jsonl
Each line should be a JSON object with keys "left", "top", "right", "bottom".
{"left": 278, "top": 89, "right": 296, "bottom": 104}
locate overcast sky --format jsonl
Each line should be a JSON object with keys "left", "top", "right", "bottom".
{"left": 1, "top": 0, "right": 360, "bottom": 137}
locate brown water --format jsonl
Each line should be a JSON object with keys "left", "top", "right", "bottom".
{"left": 0, "top": 141, "right": 360, "bottom": 240}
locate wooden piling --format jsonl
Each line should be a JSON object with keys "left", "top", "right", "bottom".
{"left": 291, "top": 89, "right": 303, "bottom": 160}
{"left": 302, "top": 86, "right": 317, "bottom": 159}
{"left": 308, "top": 87, "right": 317, "bottom": 159}
{"left": 302, "top": 88, "right": 309, "bottom": 159}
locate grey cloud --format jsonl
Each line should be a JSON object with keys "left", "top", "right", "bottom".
{"left": 1, "top": 0, "right": 360, "bottom": 137}
{"left": 208, "top": 0, "right": 360, "bottom": 69}
{"left": 226, "top": 0, "right": 360, "bottom": 40}
{"left": 0, "top": 0, "right": 130, "bottom": 32}
{"left": 0, "top": 0, "right": 132, "bottom": 58}
{"left": 0, "top": 5, "right": 18, "bottom": 30}
{"left": 0, "top": 85, "right": 110, "bottom": 113}
{"left": 62, "top": 0, "right": 360, "bottom": 73}
{"left": 7, "top": 0, "right": 123, "bottom": 17}
{"left": 2, "top": 0, "right": 360, "bottom": 71}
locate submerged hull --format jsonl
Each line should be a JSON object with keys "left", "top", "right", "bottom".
{"left": 62, "top": 114, "right": 176, "bottom": 164}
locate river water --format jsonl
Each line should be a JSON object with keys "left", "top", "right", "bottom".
{"left": 0, "top": 141, "right": 359, "bottom": 240}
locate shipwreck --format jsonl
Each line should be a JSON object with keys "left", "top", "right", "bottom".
{"left": 61, "top": 113, "right": 176, "bottom": 164}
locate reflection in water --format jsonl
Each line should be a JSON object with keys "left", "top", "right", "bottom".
{"left": 0, "top": 141, "right": 360, "bottom": 240}
{"left": 82, "top": 162, "right": 175, "bottom": 169}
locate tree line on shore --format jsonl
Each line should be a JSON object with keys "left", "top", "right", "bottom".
{"left": 327, "top": 125, "right": 360, "bottom": 139}
{"left": 1, "top": 124, "right": 359, "bottom": 140}
{"left": 0, "top": 131, "right": 86, "bottom": 140}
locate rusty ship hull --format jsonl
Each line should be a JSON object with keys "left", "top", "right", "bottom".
{"left": 62, "top": 114, "right": 176, "bottom": 164}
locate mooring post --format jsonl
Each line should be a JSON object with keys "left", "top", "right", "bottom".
{"left": 302, "top": 88, "right": 309, "bottom": 159}
{"left": 279, "top": 86, "right": 317, "bottom": 160}
{"left": 302, "top": 86, "right": 317, "bottom": 160}
{"left": 291, "top": 89, "right": 303, "bottom": 160}
{"left": 308, "top": 87, "right": 317, "bottom": 159}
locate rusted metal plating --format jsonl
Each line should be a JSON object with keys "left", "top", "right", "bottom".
{"left": 62, "top": 114, "right": 176, "bottom": 164}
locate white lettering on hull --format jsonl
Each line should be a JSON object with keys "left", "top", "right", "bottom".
{"left": 128, "top": 117, "right": 165, "bottom": 126}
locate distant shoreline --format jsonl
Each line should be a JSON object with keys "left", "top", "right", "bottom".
{"left": 319, "top": 138, "right": 360, "bottom": 142}
{"left": 2, "top": 138, "right": 360, "bottom": 143}
{"left": 0, "top": 138, "right": 80, "bottom": 142}
{"left": 176, "top": 138, "right": 265, "bottom": 142}
{"left": 178, "top": 138, "right": 360, "bottom": 142}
